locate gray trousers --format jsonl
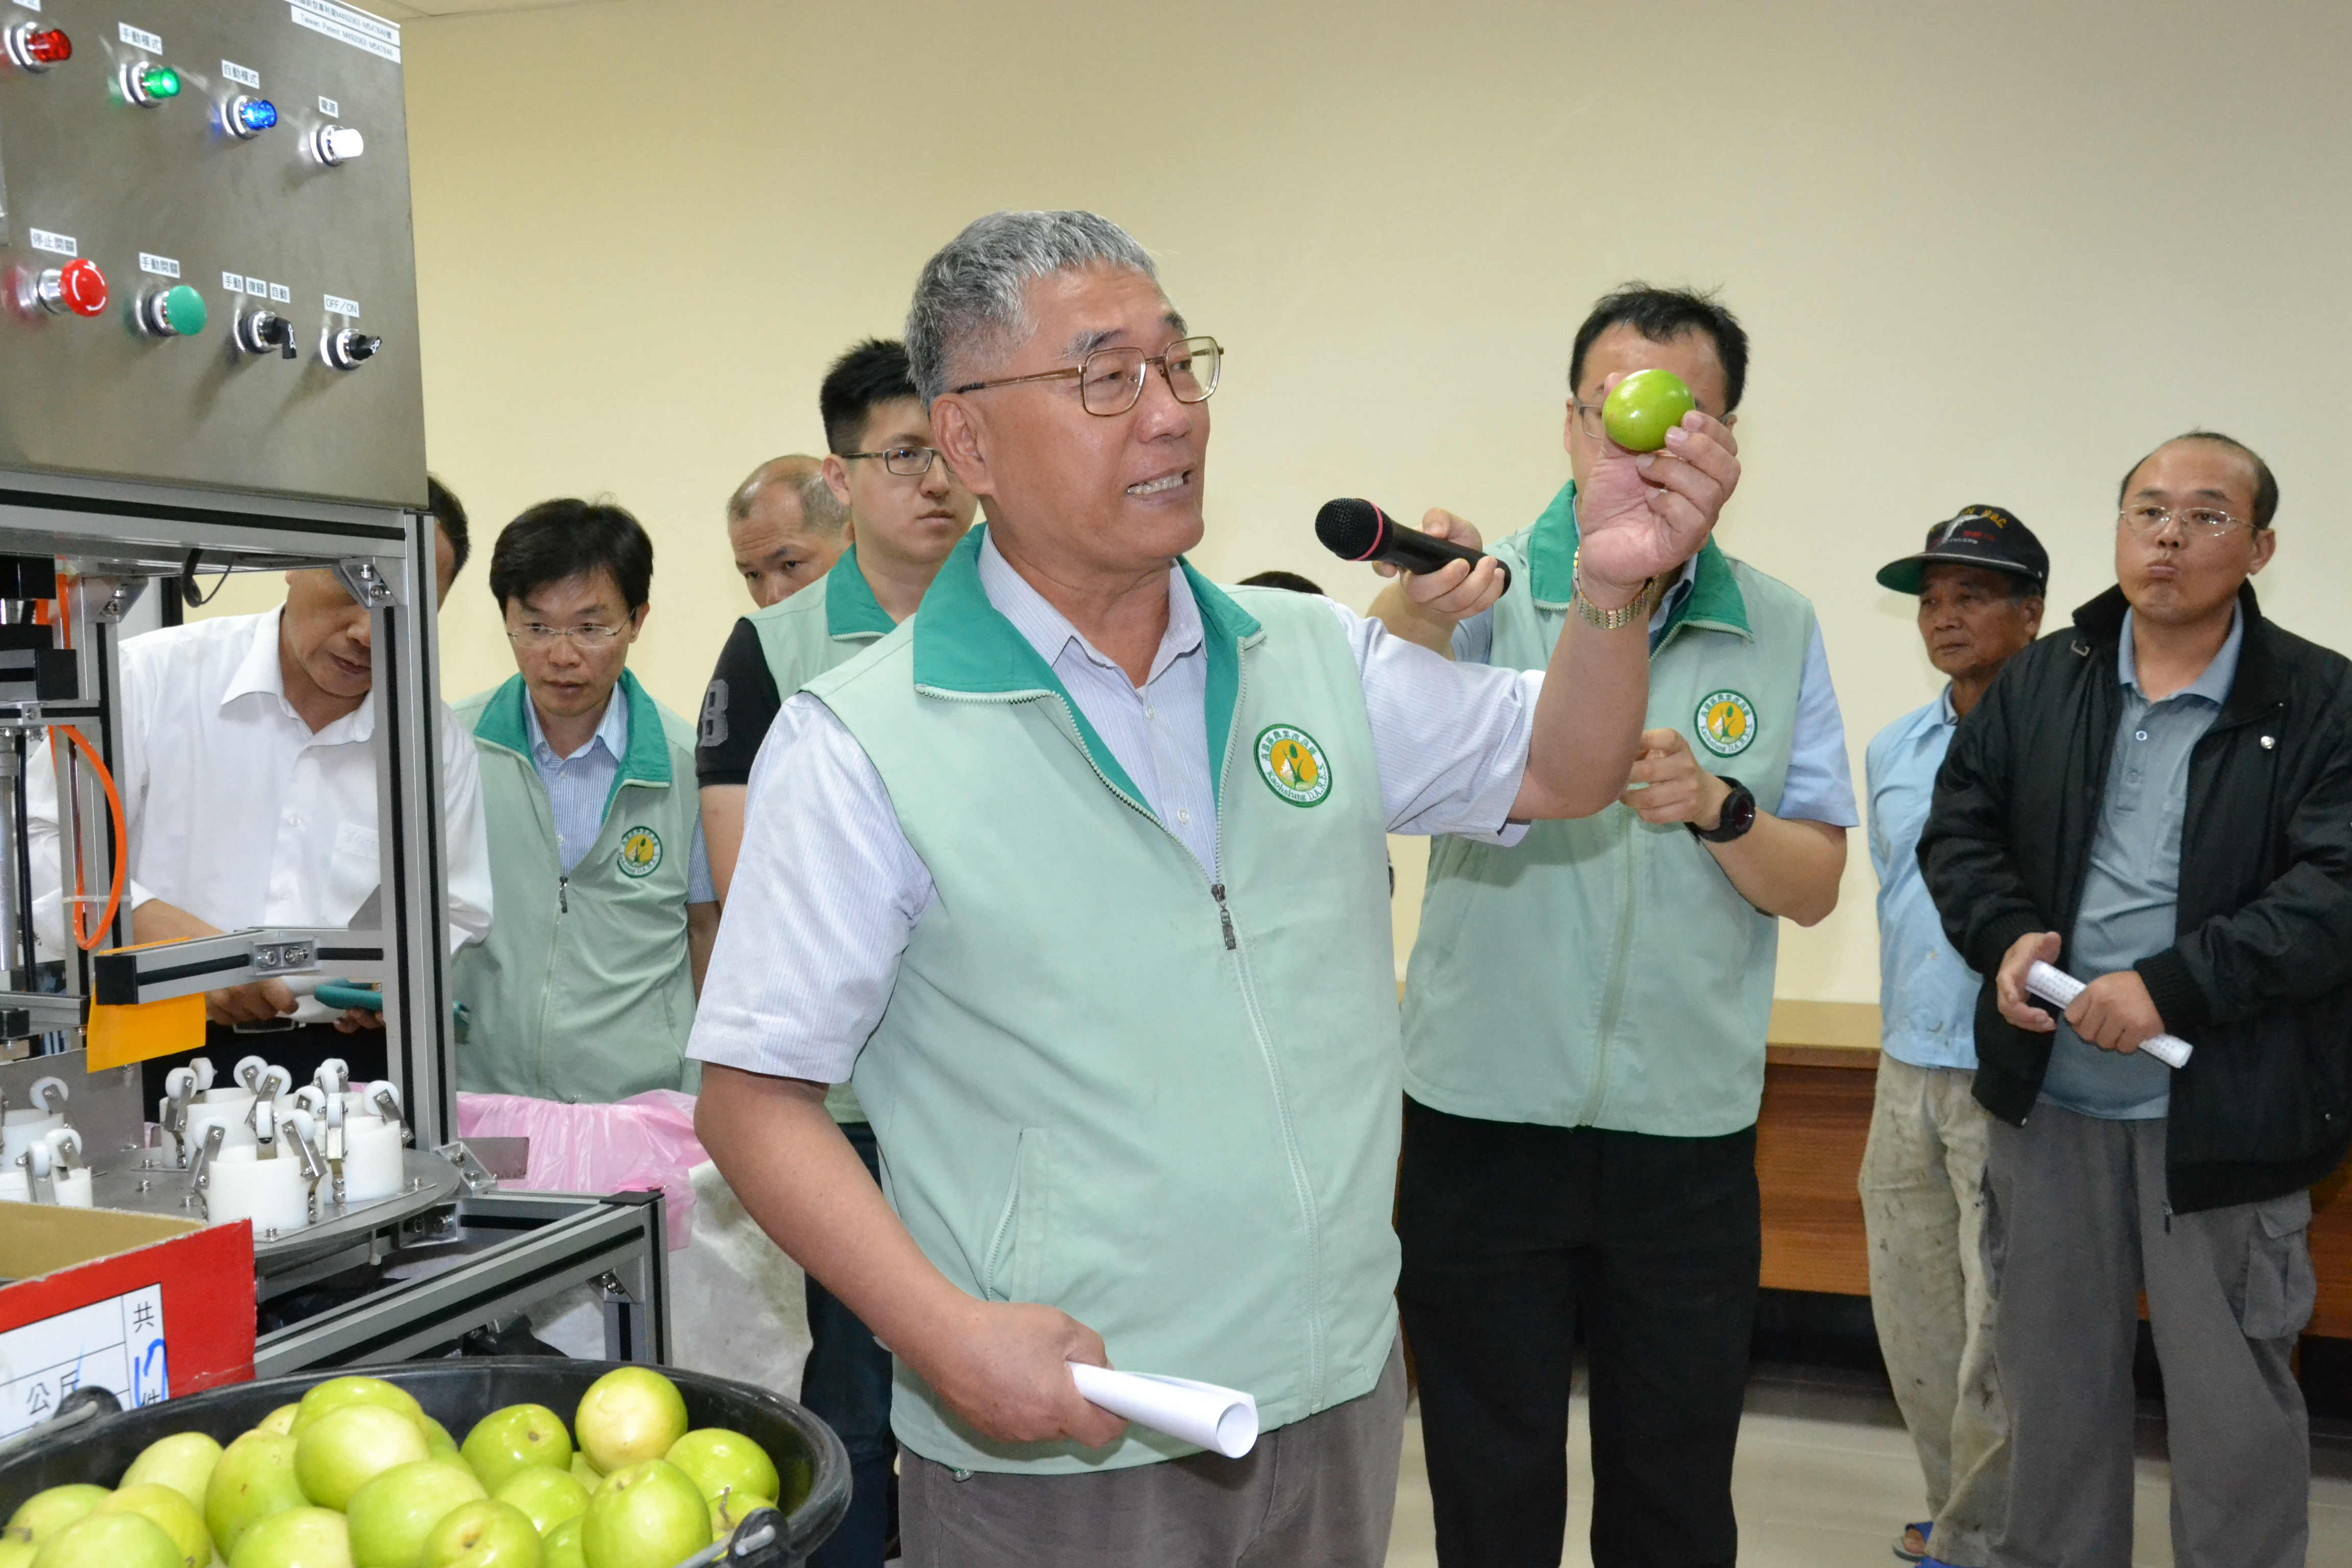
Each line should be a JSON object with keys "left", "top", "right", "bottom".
{"left": 899, "top": 1338, "right": 1407, "bottom": 1568}
{"left": 1860, "top": 1059, "right": 2008, "bottom": 1567}
{"left": 1984, "top": 1105, "right": 2316, "bottom": 1568}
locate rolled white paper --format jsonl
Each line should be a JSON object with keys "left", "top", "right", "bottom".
{"left": 2024, "top": 960, "right": 2193, "bottom": 1068}
{"left": 1068, "top": 1363, "right": 1259, "bottom": 1458}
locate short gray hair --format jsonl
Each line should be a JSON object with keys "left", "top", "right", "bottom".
{"left": 727, "top": 454, "right": 848, "bottom": 535}
{"left": 905, "top": 210, "right": 1158, "bottom": 406}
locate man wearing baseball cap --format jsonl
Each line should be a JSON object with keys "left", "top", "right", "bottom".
{"left": 1863, "top": 505, "right": 2046, "bottom": 1568}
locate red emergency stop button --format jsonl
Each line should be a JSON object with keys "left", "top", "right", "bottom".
{"left": 37, "top": 259, "right": 109, "bottom": 317}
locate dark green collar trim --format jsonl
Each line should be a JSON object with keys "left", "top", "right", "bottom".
{"left": 909, "top": 527, "right": 1262, "bottom": 820}
{"left": 611, "top": 668, "right": 671, "bottom": 790}
{"left": 1524, "top": 479, "right": 1748, "bottom": 640}
{"left": 824, "top": 545, "right": 895, "bottom": 640}
{"left": 473, "top": 673, "right": 531, "bottom": 755}
{"left": 1186, "top": 558, "right": 1261, "bottom": 814}
{"left": 471, "top": 670, "right": 672, "bottom": 812}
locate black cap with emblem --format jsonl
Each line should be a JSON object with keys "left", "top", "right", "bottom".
{"left": 1876, "top": 504, "right": 2049, "bottom": 595}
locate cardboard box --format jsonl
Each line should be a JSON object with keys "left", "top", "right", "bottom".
{"left": 0, "top": 1205, "right": 254, "bottom": 1438}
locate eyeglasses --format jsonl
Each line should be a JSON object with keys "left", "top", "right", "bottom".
{"left": 507, "top": 623, "right": 627, "bottom": 649}
{"left": 1570, "top": 395, "right": 1719, "bottom": 441}
{"left": 952, "top": 335, "right": 1222, "bottom": 417}
{"left": 840, "top": 446, "right": 947, "bottom": 478}
{"left": 2117, "top": 504, "right": 2257, "bottom": 538}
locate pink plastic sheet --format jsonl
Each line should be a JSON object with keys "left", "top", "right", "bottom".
{"left": 455, "top": 1090, "right": 705, "bottom": 1247}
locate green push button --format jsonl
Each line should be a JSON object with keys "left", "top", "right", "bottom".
{"left": 137, "top": 64, "right": 181, "bottom": 101}
{"left": 160, "top": 284, "right": 206, "bottom": 337}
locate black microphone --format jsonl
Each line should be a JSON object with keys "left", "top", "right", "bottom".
{"left": 1315, "top": 498, "right": 1511, "bottom": 592}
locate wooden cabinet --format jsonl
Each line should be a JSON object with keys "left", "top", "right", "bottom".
{"left": 1756, "top": 1000, "right": 2352, "bottom": 1338}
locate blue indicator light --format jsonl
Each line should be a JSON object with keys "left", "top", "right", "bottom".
{"left": 236, "top": 97, "right": 278, "bottom": 133}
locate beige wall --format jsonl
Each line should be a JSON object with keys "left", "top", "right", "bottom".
{"left": 208, "top": 0, "right": 2352, "bottom": 1000}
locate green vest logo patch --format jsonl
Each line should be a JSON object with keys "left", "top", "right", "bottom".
{"left": 1694, "top": 690, "right": 1758, "bottom": 757}
{"left": 618, "top": 826, "right": 664, "bottom": 877}
{"left": 1256, "top": 724, "right": 1332, "bottom": 807}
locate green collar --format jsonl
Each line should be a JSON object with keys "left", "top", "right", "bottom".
{"left": 824, "top": 545, "right": 896, "bottom": 640}
{"left": 909, "top": 526, "right": 1263, "bottom": 817}
{"left": 473, "top": 667, "right": 672, "bottom": 814}
{"left": 1525, "top": 479, "right": 1749, "bottom": 643}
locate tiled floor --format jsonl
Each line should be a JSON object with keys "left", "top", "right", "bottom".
{"left": 1385, "top": 1364, "right": 2352, "bottom": 1567}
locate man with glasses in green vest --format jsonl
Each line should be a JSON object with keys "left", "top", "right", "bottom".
{"left": 453, "top": 499, "right": 716, "bottom": 1103}
{"left": 698, "top": 339, "right": 978, "bottom": 902}
{"left": 690, "top": 211, "right": 1741, "bottom": 1566}
{"left": 694, "top": 337, "right": 977, "bottom": 1568}
{"left": 1369, "top": 285, "right": 1855, "bottom": 1567}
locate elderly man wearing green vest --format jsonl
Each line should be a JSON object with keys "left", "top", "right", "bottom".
{"left": 1368, "top": 286, "right": 1855, "bottom": 1568}
{"left": 690, "top": 211, "right": 1742, "bottom": 1567}
{"left": 696, "top": 339, "right": 977, "bottom": 1568}
{"left": 453, "top": 499, "right": 717, "bottom": 1102}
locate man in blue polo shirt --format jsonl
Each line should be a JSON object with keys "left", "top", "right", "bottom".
{"left": 1864, "top": 507, "right": 2047, "bottom": 1568}
{"left": 454, "top": 499, "right": 717, "bottom": 1102}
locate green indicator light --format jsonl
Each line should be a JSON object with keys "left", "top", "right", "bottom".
{"left": 139, "top": 64, "right": 181, "bottom": 100}
{"left": 163, "top": 285, "right": 206, "bottom": 337}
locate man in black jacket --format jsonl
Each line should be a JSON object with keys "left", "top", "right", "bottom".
{"left": 1921, "top": 430, "right": 2352, "bottom": 1568}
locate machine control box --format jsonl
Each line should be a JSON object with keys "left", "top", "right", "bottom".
{"left": 0, "top": 0, "right": 424, "bottom": 507}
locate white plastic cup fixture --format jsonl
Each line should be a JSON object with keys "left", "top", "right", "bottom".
{"left": 206, "top": 1143, "right": 312, "bottom": 1234}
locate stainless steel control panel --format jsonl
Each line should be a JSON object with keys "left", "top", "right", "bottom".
{"left": 0, "top": 0, "right": 424, "bottom": 506}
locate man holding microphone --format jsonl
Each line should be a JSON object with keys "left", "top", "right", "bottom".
{"left": 689, "top": 210, "right": 1739, "bottom": 1565}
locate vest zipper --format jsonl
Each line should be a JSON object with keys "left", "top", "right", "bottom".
{"left": 932, "top": 670, "right": 1332, "bottom": 1412}
{"left": 1205, "top": 660, "right": 1329, "bottom": 1413}
{"left": 1578, "top": 809, "right": 1639, "bottom": 1126}
{"left": 558, "top": 874, "right": 568, "bottom": 914}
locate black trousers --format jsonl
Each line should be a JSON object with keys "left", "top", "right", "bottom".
{"left": 803, "top": 1121, "right": 897, "bottom": 1568}
{"left": 1395, "top": 1098, "right": 1761, "bottom": 1568}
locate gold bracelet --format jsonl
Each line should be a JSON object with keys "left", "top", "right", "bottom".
{"left": 1570, "top": 549, "right": 1652, "bottom": 631}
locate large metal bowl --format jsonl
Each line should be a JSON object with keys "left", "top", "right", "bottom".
{"left": 0, "top": 1358, "right": 849, "bottom": 1567}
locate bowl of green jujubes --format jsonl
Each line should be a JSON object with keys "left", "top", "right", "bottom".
{"left": 0, "top": 1363, "right": 848, "bottom": 1568}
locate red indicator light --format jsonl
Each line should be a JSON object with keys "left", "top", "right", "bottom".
{"left": 4, "top": 21, "right": 72, "bottom": 71}
{"left": 57, "top": 258, "right": 108, "bottom": 317}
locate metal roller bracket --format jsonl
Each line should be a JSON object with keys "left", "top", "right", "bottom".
{"left": 435, "top": 1140, "right": 498, "bottom": 1196}
{"left": 333, "top": 558, "right": 404, "bottom": 609}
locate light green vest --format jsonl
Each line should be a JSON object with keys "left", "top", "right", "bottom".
{"left": 810, "top": 527, "right": 1400, "bottom": 1476}
{"left": 452, "top": 671, "right": 704, "bottom": 1104}
{"left": 1403, "top": 481, "right": 1815, "bottom": 1136}
{"left": 746, "top": 549, "right": 893, "bottom": 1123}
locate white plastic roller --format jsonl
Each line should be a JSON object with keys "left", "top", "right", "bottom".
{"left": 2, "top": 1075, "right": 67, "bottom": 1163}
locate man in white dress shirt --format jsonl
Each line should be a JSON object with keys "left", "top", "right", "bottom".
{"left": 30, "top": 476, "right": 493, "bottom": 1093}
{"left": 689, "top": 211, "right": 1741, "bottom": 1566}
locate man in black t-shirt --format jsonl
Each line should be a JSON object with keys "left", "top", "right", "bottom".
{"left": 694, "top": 337, "right": 975, "bottom": 1568}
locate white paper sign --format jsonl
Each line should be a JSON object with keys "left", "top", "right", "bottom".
{"left": 223, "top": 60, "right": 261, "bottom": 90}
{"left": 0, "top": 1284, "right": 167, "bottom": 1439}
{"left": 289, "top": 0, "right": 399, "bottom": 63}
{"left": 139, "top": 253, "right": 180, "bottom": 278}
{"left": 118, "top": 22, "right": 162, "bottom": 53}
{"left": 27, "top": 228, "right": 74, "bottom": 257}
{"left": 323, "top": 294, "right": 359, "bottom": 318}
